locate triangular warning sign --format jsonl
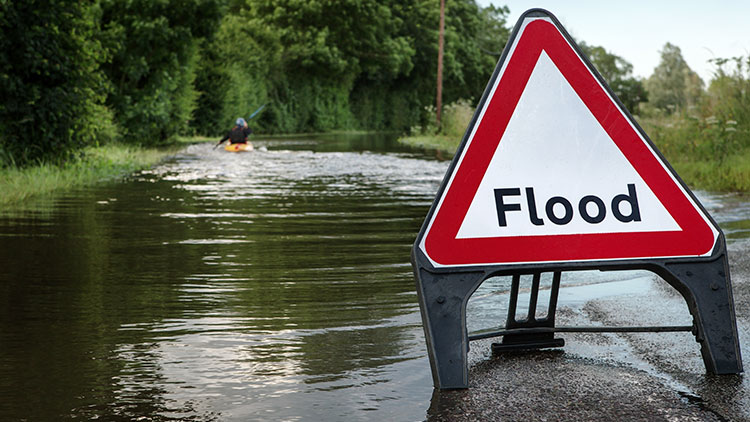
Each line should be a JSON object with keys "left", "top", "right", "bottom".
{"left": 418, "top": 11, "right": 719, "bottom": 268}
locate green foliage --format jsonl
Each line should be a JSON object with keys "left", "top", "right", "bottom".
{"left": 243, "top": 0, "right": 418, "bottom": 133}
{"left": 345, "top": 1, "right": 434, "bottom": 131}
{"left": 438, "top": 99, "right": 474, "bottom": 139}
{"left": 0, "top": 142, "right": 171, "bottom": 204}
{"left": 191, "top": 39, "right": 225, "bottom": 135}
{"left": 645, "top": 43, "right": 704, "bottom": 113}
{"left": 399, "top": 98, "right": 474, "bottom": 154}
{"left": 269, "top": 78, "right": 355, "bottom": 133}
{"left": 643, "top": 114, "right": 736, "bottom": 163}
{"left": 477, "top": 5, "right": 511, "bottom": 56}
{"left": 192, "top": 11, "right": 280, "bottom": 135}
{"left": 24, "top": 0, "right": 750, "bottom": 196}
{"left": 578, "top": 42, "right": 647, "bottom": 114}
{"left": 647, "top": 114, "right": 750, "bottom": 191}
{"left": 350, "top": 80, "right": 422, "bottom": 131}
{"left": 641, "top": 55, "right": 750, "bottom": 191}
{"left": 0, "top": 1, "right": 112, "bottom": 167}
{"left": 441, "top": 1, "right": 508, "bottom": 103}
{"left": 248, "top": 0, "right": 415, "bottom": 81}
{"left": 2, "top": 0, "right": 514, "bottom": 162}
{"left": 669, "top": 150, "right": 750, "bottom": 192}
{"left": 706, "top": 56, "right": 750, "bottom": 133}
{"left": 100, "top": 0, "right": 221, "bottom": 145}
{"left": 190, "top": 0, "right": 510, "bottom": 136}
{"left": 388, "top": 1, "right": 508, "bottom": 132}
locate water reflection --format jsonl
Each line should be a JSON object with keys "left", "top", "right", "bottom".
{"left": 704, "top": 192, "right": 750, "bottom": 240}
{"left": 0, "top": 135, "right": 440, "bottom": 421}
{"left": 1, "top": 133, "right": 750, "bottom": 421}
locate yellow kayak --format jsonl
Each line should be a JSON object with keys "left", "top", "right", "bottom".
{"left": 224, "top": 142, "right": 253, "bottom": 152}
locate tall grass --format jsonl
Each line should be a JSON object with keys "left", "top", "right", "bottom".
{"left": 669, "top": 151, "right": 750, "bottom": 192}
{"left": 398, "top": 99, "right": 474, "bottom": 154}
{"left": 640, "top": 56, "right": 750, "bottom": 191}
{"left": 641, "top": 114, "right": 750, "bottom": 191}
{"left": 0, "top": 142, "right": 186, "bottom": 205}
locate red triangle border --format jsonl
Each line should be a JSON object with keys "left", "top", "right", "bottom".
{"left": 422, "top": 18, "right": 717, "bottom": 267}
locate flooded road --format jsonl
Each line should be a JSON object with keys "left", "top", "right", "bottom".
{"left": 0, "top": 134, "right": 441, "bottom": 421}
{"left": 1, "top": 133, "right": 750, "bottom": 421}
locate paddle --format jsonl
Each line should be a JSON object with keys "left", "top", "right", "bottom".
{"left": 247, "top": 104, "right": 266, "bottom": 120}
{"left": 213, "top": 104, "right": 268, "bottom": 149}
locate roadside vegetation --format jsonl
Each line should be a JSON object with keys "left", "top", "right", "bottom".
{"left": 641, "top": 55, "right": 750, "bottom": 191}
{"left": 0, "top": 1, "right": 510, "bottom": 167}
{"left": 400, "top": 99, "right": 476, "bottom": 153}
{"left": 0, "top": 137, "right": 205, "bottom": 206}
{"left": 1, "top": 1, "right": 748, "bottom": 204}
{"left": 0, "top": 1, "right": 512, "bottom": 204}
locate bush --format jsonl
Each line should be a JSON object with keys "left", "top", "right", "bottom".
{"left": 639, "top": 55, "right": 750, "bottom": 191}
{"left": 399, "top": 99, "right": 476, "bottom": 155}
{"left": 0, "top": 1, "right": 111, "bottom": 166}
{"left": 100, "top": 0, "right": 221, "bottom": 145}
{"left": 440, "top": 99, "right": 475, "bottom": 139}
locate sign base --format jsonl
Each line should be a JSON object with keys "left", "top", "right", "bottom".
{"left": 412, "top": 239, "right": 742, "bottom": 389}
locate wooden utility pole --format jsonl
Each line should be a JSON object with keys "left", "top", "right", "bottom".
{"left": 436, "top": 0, "right": 445, "bottom": 127}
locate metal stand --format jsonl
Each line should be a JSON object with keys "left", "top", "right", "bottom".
{"left": 414, "top": 268, "right": 486, "bottom": 389}
{"left": 412, "top": 237, "right": 742, "bottom": 390}
{"left": 491, "top": 272, "right": 564, "bottom": 352}
{"left": 655, "top": 251, "right": 742, "bottom": 375}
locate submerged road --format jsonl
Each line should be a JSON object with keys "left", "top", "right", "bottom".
{"left": 2, "top": 136, "right": 747, "bottom": 421}
{"left": 428, "top": 235, "right": 750, "bottom": 421}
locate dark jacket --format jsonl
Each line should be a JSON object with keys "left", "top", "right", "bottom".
{"left": 219, "top": 125, "right": 252, "bottom": 144}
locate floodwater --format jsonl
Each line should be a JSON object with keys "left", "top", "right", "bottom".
{"left": 1, "top": 133, "right": 749, "bottom": 421}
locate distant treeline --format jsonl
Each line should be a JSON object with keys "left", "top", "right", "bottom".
{"left": 1, "top": 1, "right": 747, "bottom": 174}
{"left": 0, "top": 0, "right": 510, "bottom": 166}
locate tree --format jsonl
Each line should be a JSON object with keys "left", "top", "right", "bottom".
{"left": 191, "top": 0, "right": 514, "bottom": 135}
{"left": 440, "top": 1, "right": 509, "bottom": 103}
{"left": 707, "top": 56, "right": 750, "bottom": 125}
{"left": 222, "top": 0, "right": 420, "bottom": 133}
{"left": 0, "top": 1, "right": 111, "bottom": 166}
{"left": 192, "top": 11, "right": 281, "bottom": 135}
{"left": 579, "top": 42, "right": 647, "bottom": 114}
{"left": 476, "top": 5, "right": 511, "bottom": 57}
{"left": 99, "top": 0, "right": 221, "bottom": 145}
{"left": 646, "top": 42, "right": 704, "bottom": 112}
{"left": 247, "top": 0, "right": 414, "bottom": 82}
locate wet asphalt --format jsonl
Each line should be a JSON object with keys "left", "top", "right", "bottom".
{"left": 426, "top": 238, "right": 750, "bottom": 421}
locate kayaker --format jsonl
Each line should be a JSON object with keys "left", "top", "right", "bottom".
{"left": 218, "top": 117, "right": 252, "bottom": 145}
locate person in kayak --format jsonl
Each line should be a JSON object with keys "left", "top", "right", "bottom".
{"left": 218, "top": 117, "right": 252, "bottom": 145}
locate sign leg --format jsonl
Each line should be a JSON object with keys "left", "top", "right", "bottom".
{"left": 414, "top": 268, "right": 486, "bottom": 389}
{"left": 657, "top": 254, "right": 742, "bottom": 374}
{"left": 493, "top": 271, "right": 565, "bottom": 351}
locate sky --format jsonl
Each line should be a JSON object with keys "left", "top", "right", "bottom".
{"left": 476, "top": 1, "right": 750, "bottom": 84}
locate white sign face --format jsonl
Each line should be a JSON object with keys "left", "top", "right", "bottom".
{"left": 456, "top": 51, "right": 680, "bottom": 239}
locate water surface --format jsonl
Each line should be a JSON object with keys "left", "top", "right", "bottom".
{"left": 0, "top": 134, "right": 443, "bottom": 421}
{"left": 1, "top": 133, "right": 749, "bottom": 421}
